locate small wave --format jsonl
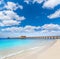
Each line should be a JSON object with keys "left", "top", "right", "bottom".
{"left": 0, "top": 50, "right": 24, "bottom": 59}
{"left": 27, "top": 47, "right": 39, "bottom": 50}
{"left": 0, "top": 47, "right": 40, "bottom": 59}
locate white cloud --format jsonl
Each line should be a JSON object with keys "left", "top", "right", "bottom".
{"left": 2, "top": 20, "right": 20, "bottom": 26}
{"left": 33, "top": 0, "right": 44, "bottom": 4}
{"left": 24, "top": 0, "right": 30, "bottom": 4}
{"left": 4, "top": 10, "right": 25, "bottom": 21}
{"left": 17, "top": 16, "right": 26, "bottom": 20}
{"left": 18, "top": 5, "right": 23, "bottom": 10}
{"left": 23, "top": 25, "right": 41, "bottom": 32}
{"left": 0, "top": 10, "right": 25, "bottom": 26}
{"left": 4, "top": 2, "right": 23, "bottom": 10}
{"left": 2, "top": 25, "right": 41, "bottom": 33}
{"left": 1, "top": 24, "right": 60, "bottom": 36}
{"left": 2, "top": 27, "right": 23, "bottom": 32}
{"left": 43, "top": 0, "right": 60, "bottom": 9}
{"left": 48, "top": 9, "right": 60, "bottom": 19}
{"left": 42, "top": 24, "right": 60, "bottom": 30}
{"left": 0, "top": 1, "right": 25, "bottom": 26}
{"left": 24, "top": 0, "right": 44, "bottom": 4}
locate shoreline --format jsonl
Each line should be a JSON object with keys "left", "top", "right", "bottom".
{"left": 5, "top": 39, "right": 60, "bottom": 59}
{"left": 0, "top": 46, "right": 43, "bottom": 59}
{"left": 1, "top": 39, "right": 57, "bottom": 59}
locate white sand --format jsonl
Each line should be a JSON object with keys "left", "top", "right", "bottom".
{"left": 4, "top": 39, "right": 60, "bottom": 59}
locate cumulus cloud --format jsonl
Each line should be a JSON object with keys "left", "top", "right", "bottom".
{"left": 4, "top": 1, "right": 23, "bottom": 10}
{"left": 0, "top": 10, "right": 25, "bottom": 26}
{"left": 2, "top": 27, "right": 23, "bottom": 32}
{"left": 23, "top": 25, "right": 41, "bottom": 32}
{"left": 3, "top": 10, "right": 25, "bottom": 21}
{"left": 0, "top": 1, "right": 23, "bottom": 10}
{"left": 2, "top": 20, "right": 20, "bottom": 26}
{"left": 2, "top": 25, "right": 41, "bottom": 33}
{"left": 42, "top": 24, "right": 60, "bottom": 30}
{"left": 43, "top": 0, "right": 60, "bottom": 9}
{"left": 0, "top": 1, "right": 25, "bottom": 26}
{"left": 1, "top": 24, "right": 60, "bottom": 36}
{"left": 48, "top": 9, "right": 60, "bottom": 19}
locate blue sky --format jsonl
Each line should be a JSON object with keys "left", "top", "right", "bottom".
{"left": 0, "top": 0, "right": 60, "bottom": 38}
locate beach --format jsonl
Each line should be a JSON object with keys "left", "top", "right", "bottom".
{"left": 2, "top": 39, "right": 60, "bottom": 59}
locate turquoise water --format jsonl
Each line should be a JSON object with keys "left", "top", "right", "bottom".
{"left": 0, "top": 38, "right": 32, "bottom": 50}
{"left": 0, "top": 38, "right": 54, "bottom": 50}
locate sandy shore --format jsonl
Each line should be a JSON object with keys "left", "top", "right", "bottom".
{"left": 4, "top": 39, "right": 60, "bottom": 59}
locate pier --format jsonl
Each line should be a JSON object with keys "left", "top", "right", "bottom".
{"left": 20, "top": 36, "right": 60, "bottom": 39}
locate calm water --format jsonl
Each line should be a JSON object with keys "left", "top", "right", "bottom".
{"left": 0, "top": 38, "right": 54, "bottom": 50}
{"left": 0, "top": 38, "right": 31, "bottom": 50}
{"left": 0, "top": 38, "right": 55, "bottom": 57}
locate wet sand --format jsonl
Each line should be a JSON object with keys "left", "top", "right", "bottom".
{"left": 3, "top": 39, "right": 60, "bottom": 59}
